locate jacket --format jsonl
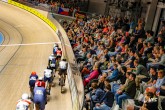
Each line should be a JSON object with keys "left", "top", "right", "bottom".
{"left": 124, "top": 80, "right": 136, "bottom": 99}
{"left": 99, "top": 91, "right": 114, "bottom": 107}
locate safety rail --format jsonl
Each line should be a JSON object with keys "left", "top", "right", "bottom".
{"left": 1, "top": 0, "right": 83, "bottom": 110}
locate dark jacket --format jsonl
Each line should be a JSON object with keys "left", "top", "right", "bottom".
{"left": 124, "top": 80, "right": 136, "bottom": 98}
{"left": 99, "top": 91, "right": 114, "bottom": 107}
{"left": 91, "top": 88, "right": 105, "bottom": 103}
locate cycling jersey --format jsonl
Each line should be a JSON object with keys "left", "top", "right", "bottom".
{"left": 29, "top": 75, "right": 38, "bottom": 81}
{"left": 53, "top": 47, "right": 58, "bottom": 54}
{"left": 33, "top": 87, "right": 47, "bottom": 110}
{"left": 29, "top": 75, "right": 38, "bottom": 87}
{"left": 50, "top": 58, "right": 56, "bottom": 68}
{"left": 59, "top": 61, "right": 67, "bottom": 69}
{"left": 35, "top": 80, "right": 45, "bottom": 88}
{"left": 16, "top": 99, "right": 31, "bottom": 110}
{"left": 44, "top": 69, "right": 52, "bottom": 78}
{"left": 56, "top": 50, "right": 62, "bottom": 56}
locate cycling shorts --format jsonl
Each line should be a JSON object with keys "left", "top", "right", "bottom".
{"left": 59, "top": 68, "right": 67, "bottom": 75}
{"left": 33, "top": 99, "right": 45, "bottom": 110}
{"left": 44, "top": 76, "right": 52, "bottom": 83}
{"left": 29, "top": 80, "right": 36, "bottom": 87}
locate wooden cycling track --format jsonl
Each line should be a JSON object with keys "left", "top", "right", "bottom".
{"left": 0, "top": 2, "right": 72, "bottom": 110}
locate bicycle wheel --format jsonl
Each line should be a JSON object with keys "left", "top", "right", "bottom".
{"left": 60, "top": 75, "right": 64, "bottom": 93}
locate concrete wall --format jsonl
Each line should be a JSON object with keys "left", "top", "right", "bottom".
{"left": 88, "top": 0, "right": 106, "bottom": 15}
{"left": 145, "top": 0, "right": 158, "bottom": 30}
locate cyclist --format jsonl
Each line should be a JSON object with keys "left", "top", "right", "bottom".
{"left": 44, "top": 66, "right": 53, "bottom": 95}
{"left": 29, "top": 71, "right": 38, "bottom": 98}
{"left": 58, "top": 58, "right": 68, "bottom": 86}
{"left": 53, "top": 43, "right": 59, "bottom": 55}
{"left": 56, "top": 48, "right": 62, "bottom": 59}
{"left": 16, "top": 93, "right": 32, "bottom": 110}
{"left": 33, "top": 82, "right": 47, "bottom": 110}
{"left": 48, "top": 54, "right": 56, "bottom": 67}
{"left": 35, "top": 77, "right": 45, "bottom": 88}
{"left": 49, "top": 56, "right": 56, "bottom": 75}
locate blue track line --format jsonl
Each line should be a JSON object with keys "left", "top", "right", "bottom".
{"left": 0, "top": 32, "right": 4, "bottom": 44}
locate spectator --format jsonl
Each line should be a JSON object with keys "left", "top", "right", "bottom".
{"left": 107, "top": 64, "right": 119, "bottom": 82}
{"left": 115, "top": 73, "right": 136, "bottom": 108}
{"left": 133, "top": 60, "right": 149, "bottom": 88}
{"left": 94, "top": 83, "right": 114, "bottom": 110}
{"left": 83, "top": 62, "right": 101, "bottom": 87}
{"left": 140, "top": 66, "right": 157, "bottom": 93}
{"left": 147, "top": 48, "right": 165, "bottom": 70}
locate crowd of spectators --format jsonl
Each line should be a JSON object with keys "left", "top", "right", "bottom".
{"left": 18, "top": 0, "right": 88, "bottom": 16}
{"left": 62, "top": 15, "right": 165, "bottom": 110}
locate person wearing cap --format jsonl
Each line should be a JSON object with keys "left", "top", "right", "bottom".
{"left": 16, "top": 93, "right": 32, "bottom": 110}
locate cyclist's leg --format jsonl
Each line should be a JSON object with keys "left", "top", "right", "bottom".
{"left": 35, "top": 102, "right": 40, "bottom": 110}
{"left": 63, "top": 70, "right": 67, "bottom": 85}
{"left": 48, "top": 78, "right": 52, "bottom": 94}
{"left": 30, "top": 86, "right": 34, "bottom": 99}
{"left": 40, "top": 101, "right": 46, "bottom": 110}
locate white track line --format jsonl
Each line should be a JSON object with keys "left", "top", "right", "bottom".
{"left": 0, "top": 42, "right": 61, "bottom": 47}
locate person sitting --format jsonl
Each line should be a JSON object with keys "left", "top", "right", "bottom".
{"left": 154, "top": 70, "right": 165, "bottom": 89}
{"left": 84, "top": 81, "right": 104, "bottom": 110}
{"left": 83, "top": 62, "right": 101, "bottom": 87}
{"left": 107, "top": 64, "right": 119, "bottom": 82}
{"left": 115, "top": 73, "right": 136, "bottom": 108}
{"left": 124, "top": 49, "right": 135, "bottom": 68}
{"left": 140, "top": 66, "right": 157, "bottom": 93}
{"left": 133, "top": 60, "right": 149, "bottom": 88}
{"left": 147, "top": 48, "right": 165, "bottom": 70}
{"left": 94, "top": 83, "right": 114, "bottom": 110}
{"left": 127, "top": 92, "right": 158, "bottom": 110}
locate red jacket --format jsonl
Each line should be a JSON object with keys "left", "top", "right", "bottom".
{"left": 83, "top": 69, "right": 99, "bottom": 86}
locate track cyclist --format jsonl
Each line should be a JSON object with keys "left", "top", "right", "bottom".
{"left": 34, "top": 77, "right": 47, "bottom": 110}
{"left": 16, "top": 93, "right": 32, "bottom": 110}
{"left": 44, "top": 66, "right": 53, "bottom": 95}
{"left": 58, "top": 58, "right": 68, "bottom": 86}
{"left": 53, "top": 43, "right": 59, "bottom": 55}
{"left": 29, "top": 71, "right": 38, "bottom": 98}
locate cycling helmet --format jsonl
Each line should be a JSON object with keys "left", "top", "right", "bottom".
{"left": 38, "top": 77, "right": 43, "bottom": 81}
{"left": 54, "top": 43, "right": 58, "bottom": 47}
{"left": 21, "top": 93, "right": 29, "bottom": 100}
{"left": 31, "top": 71, "right": 36, "bottom": 75}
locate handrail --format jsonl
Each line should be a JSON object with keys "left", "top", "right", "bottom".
{"left": 49, "top": 13, "right": 84, "bottom": 110}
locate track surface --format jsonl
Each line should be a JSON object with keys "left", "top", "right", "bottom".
{"left": 0, "top": 2, "right": 72, "bottom": 110}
